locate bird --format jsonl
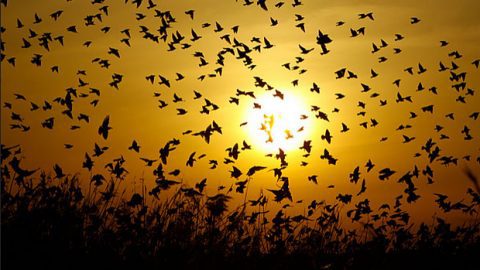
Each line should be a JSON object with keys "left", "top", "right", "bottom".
{"left": 129, "top": 140, "right": 141, "bottom": 152}
{"left": 140, "top": 158, "right": 157, "bottom": 167}
{"left": 299, "top": 44, "right": 314, "bottom": 54}
{"left": 185, "top": 9, "right": 195, "bottom": 19}
{"left": 410, "top": 17, "right": 421, "bottom": 24}
{"left": 402, "top": 135, "right": 416, "bottom": 143}
{"left": 472, "top": 59, "right": 480, "bottom": 68}
{"left": 316, "top": 30, "right": 332, "bottom": 55}
{"left": 270, "top": 17, "right": 278, "bottom": 26}
{"left": 186, "top": 152, "right": 196, "bottom": 167}
{"left": 358, "top": 12, "right": 374, "bottom": 20}
{"left": 98, "top": 116, "right": 111, "bottom": 139}
{"left": 321, "top": 129, "right": 332, "bottom": 144}
{"left": 53, "top": 164, "right": 65, "bottom": 179}
{"left": 295, "top": 22, "right": 305, "bottom": 32}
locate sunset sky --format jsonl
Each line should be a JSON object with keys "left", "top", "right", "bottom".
{"left": 1, "top": 0, "right": 479, "bottom": 224}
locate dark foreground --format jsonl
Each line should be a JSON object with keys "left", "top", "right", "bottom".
{"left": 2, "top": 159, "right": 480, "bottom": 269}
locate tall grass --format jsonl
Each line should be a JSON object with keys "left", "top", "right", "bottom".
{"left": 1, "top": 151, "right": 480, "bottom": 269}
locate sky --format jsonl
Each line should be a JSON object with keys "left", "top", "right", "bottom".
{"left": 1, "top": 0, "right": 479, "bottom": 225}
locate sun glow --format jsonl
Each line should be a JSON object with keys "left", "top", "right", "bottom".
{"left": 246, "top": 91, "right": 311, "bottom": 152}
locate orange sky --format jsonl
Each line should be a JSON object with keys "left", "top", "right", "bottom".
{"left": 1, "top": 0, "right": 479, "bottom": 225}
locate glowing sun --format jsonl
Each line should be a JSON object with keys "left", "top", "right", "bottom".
{"left": 246, "top": 91, "right": 311, "bottom": 152}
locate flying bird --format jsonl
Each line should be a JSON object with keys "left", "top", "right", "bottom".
{"left": 98, "top": 116, "right": 111, "bottom": 139}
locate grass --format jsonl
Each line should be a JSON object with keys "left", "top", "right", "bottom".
{"left": 1, "top": 151, "right": 480, "bottom": 269}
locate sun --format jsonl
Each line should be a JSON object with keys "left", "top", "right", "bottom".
{"left": 245, "top": 91, "right": 311, "bottom": 152}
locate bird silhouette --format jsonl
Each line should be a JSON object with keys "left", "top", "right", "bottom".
{"left": 316, "top": 30, "right": 332, "bottom": 54}
{"left": 98, "top": 115, "right": 111, "bottom": 139}
{"left": 128, "top": 140, "right": 141, "bottom": 152}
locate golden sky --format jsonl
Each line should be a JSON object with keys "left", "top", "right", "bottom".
{"left": 1, "top": 0, "right": 479, "bottom": 224}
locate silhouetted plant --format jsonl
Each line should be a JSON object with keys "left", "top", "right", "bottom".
{"left": 1, "top": 150, "right": 480, "bottom": 269}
